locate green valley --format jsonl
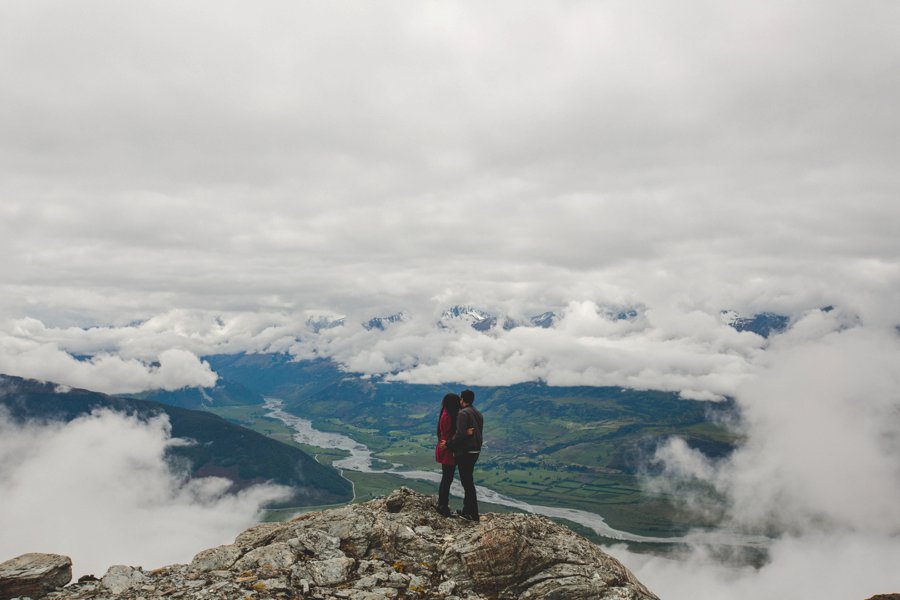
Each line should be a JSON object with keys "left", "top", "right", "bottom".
{"left": 204, "top": 354, "right": 738, "bottom": 538}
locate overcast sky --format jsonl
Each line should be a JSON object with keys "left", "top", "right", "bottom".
{"left": 1, "top": 0, "right": 899, "bottom": 395}
{"left": 1, "top": 1, "right": 898, "bottom": 327}
{"left": 1, "top": 2, "right": 899, "bottom": 598}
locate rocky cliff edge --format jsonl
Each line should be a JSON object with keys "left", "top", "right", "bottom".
{"left": 4, "top": 488, "right": 659, "bottom": 600}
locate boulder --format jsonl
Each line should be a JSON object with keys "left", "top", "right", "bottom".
{"left": 101, "top": 565, "right": 145, "bottom": 594}
{"left": 0, "top": 553, "right": 72, "bottom": 600}
{"left": 42, "top": 488, "right": 659, "bottom": 599}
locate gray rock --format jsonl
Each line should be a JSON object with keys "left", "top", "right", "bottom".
{"left": 0, "top": 553, "right": 71, "bottom": 600}
{"left": 233, "top": 541, "right": 295, "bottom": 571}
{"left": 36, "top": 488, "right": 658, "bottom": 599}
{"left": 188, "top": 544, "right": 241, "bottom": 572}
{"left": 306, "top": 556, "right": 355, "bottom": 586}
{"left": 438, "top": 578, "right": 458, "bottom": 595}
{"left": 101, "top": 565, "right": 145, "bottom": 595}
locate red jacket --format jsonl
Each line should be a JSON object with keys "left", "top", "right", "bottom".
{"left": 435, "top": 408, "right": 455, "bottom": 465}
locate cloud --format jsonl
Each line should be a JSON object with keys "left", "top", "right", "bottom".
{"left": 0, "top": 304, "right": 888, "bottom": 405}
{"left": 610, "top": 533, "right": 900, "bottom": 600}
{"left": 1, "top": 301, "right": 771, "bottom": 398}
{"left": 651, "top": 319, "right": 900, "bottom": 534}
{"left": 0, "top": 323, "right": 217, "bottom": 394}
{"left": 0, "top": 2, "right": 897, "bottom": 325}
{"left": 628, "top": 314, "right": 900, "bottom": 599}
{"left": 0, "top": 409, "right": 289, "bottom": 578}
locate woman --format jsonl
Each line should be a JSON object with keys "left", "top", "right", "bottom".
{"left": 435, "top": 392, "right": 461, "bottom": 517}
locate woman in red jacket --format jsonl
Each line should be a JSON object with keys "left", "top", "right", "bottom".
{"left": 435, "top": 393, "right": 461, "bottom": 516}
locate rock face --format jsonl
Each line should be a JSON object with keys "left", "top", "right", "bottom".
{"left": 39, "top": 488, "right": 658, "bottom": 599}
{"left": 0, "top": 553, "right": 72, "bottom": 600}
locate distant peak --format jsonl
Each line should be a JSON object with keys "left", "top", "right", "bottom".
{"left": 363, "top": 312, "right": 406, "bottom": 331}
{"left": 721, "top": 310, "right": 790, "bottom": 338}
{"left": 439, "top": 305, "right": 498, "bottom": 331}
{"left": 305, "top": 315, "right": 345, "bottom": 333}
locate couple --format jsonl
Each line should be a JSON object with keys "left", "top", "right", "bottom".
{"left": 435, "top": 389, "right": 484, "bottom": 522}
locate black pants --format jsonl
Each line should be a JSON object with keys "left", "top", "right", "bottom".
{"left": 438, "top": 463, "right": 456, "bottom": 507}
{"left": 456, "top": 452, "right": 479, "bottom": 517}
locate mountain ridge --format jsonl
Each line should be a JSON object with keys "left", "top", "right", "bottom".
{"left": 0, "top": 374, "right": 352, "bottom": 506}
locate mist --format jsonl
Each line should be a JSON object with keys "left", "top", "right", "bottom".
{"left": 613, "top": 315, "right": 900, "bottom": 599}
{"left": 0, "top": 409, "right": 290, "bottom": 578}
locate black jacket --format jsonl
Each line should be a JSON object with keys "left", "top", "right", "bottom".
{"left": 447, "top": 405, "right": 483, "bottom": 455}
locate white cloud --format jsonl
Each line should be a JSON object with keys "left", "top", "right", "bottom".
{"left": 0, "top": 2, "right": 897, "bottom": 325}
{"left": 609, "top": 533, "right": 900, "bottom": 600}
{"left": 0, "top": 409, "right": 289, "bottom": 578}
{"left": 1, "top": 300, "right": 770, "bottom": 398}
{"left": 633, "top": 314, "right": 900, "bottom": 599}
{"left": 0, "top": 327, "right": 217, "bottom": 394}
{"left": 652, "top": 318, "right": 900, "bottom": 534}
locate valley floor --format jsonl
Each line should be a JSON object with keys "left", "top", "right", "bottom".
{"left": 207, "top": 401, "right": 720, "bottom": 556}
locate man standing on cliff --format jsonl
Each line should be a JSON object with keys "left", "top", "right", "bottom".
{"left": 446, "top": 389, "right": 483, "bottom": 522}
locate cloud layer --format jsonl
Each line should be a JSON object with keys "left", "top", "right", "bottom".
{"left": 651, "top": 322, "right": 900, "bottom": 534}
{"left": 618, "top": 313, "right": 900, "bottom": 599}
{"left": 1, "top": 303, "right": 773, "bottom": 398}
{"left": 0, "top": 409, "right": 289, "bottom": 578}
{"left": 0, "top": 1, "right": 898, "bottom": 328}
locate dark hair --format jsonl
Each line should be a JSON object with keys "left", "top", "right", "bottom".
{"left": 460, "top": 389, "right": 475, "bottom": 405}
{"left": 438, "top": 393, "right": 461, "bottom": 437}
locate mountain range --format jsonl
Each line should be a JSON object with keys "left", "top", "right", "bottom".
{"left": 308, "top": 304, "right": 793, "bottom": 336}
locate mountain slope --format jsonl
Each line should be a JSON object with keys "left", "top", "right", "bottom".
{"left": 127, "top": 377, "right": 265, "bottom": 410}
{"left": 0, "top": 374, "right": 352, "bottom": 507}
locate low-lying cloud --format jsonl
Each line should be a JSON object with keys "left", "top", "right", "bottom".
{"left": 611, "top": 533, "right": 900, "bottom": 600}
{"left": 0, "top": 319, "right": 217, "bottom": 394}
{"left": 0, "top": 303, "right": 881, "bottom": 403}
{"left": 617, "top": 317, "right": 900, "bottom": 599}
{"left": 0, "top": 302, "right": 777, "bottom": 399}
{"left": 0, "top": 409, "right": 289, "bottom": 577}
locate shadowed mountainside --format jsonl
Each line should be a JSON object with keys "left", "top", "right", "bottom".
{"left": 0, "top": 374, "right": 351, "bottom": 507}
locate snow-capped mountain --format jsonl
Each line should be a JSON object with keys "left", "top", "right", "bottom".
{"left": 501, "top": 311, "right": 559, "bottom": 330}
{"left": 305, "top": 315, "right": 346, "bottom": 333}
{"left": 720, "top": 310, "right": 790, "bottom": 338}
{"left": 606, "top": 308, "right": 639, "bottom": 321}
{"left": 439, "top": 306, "right": 497, "bottom": 331}
{"left": 363, "top": 312, "right": 406, "bottom": 331}
{"left": 529, "top": 311, "right": 557, "bottom": 328}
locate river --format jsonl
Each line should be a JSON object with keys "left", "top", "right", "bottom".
{"left": 263, "top": 398, "right": 765, "bottom": 547}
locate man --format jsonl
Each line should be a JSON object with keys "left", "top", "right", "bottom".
{"left": 446, "top": 388, "right": 483, "bottom": 522}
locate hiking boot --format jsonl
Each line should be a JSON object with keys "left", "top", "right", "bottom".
{"left": 435, "top": 504, "right": 452, "bottom": 517}
{"left": 456, "top": 510, "right": 480, "bottom": 522}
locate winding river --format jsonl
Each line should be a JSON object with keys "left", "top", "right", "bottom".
{"left": 264, "top": 398, "right": 765, "bottom": 547}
